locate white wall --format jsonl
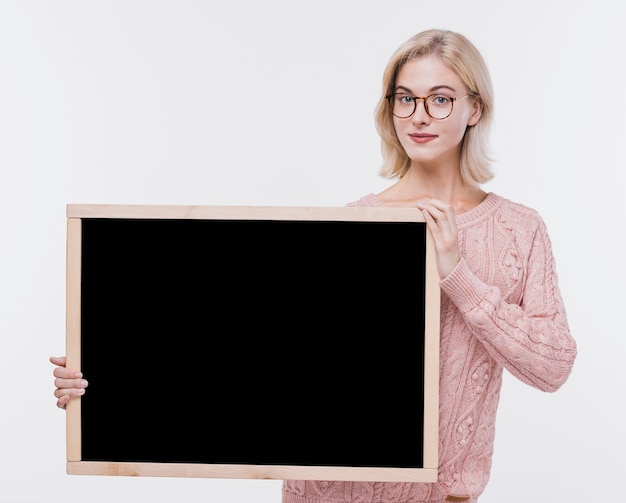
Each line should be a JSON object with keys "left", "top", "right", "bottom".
{"left": 1, "top": 1, "right": 623, "bottom": 502}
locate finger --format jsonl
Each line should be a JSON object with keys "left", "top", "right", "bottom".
{"left": 420, "top": 207, "right": 437, "bottom": 229}
{"left": 53, "top": 366, "right": 83, "bottom": 379}
{"left": 54, "top": 387, "right": 86, "bottom": 401}
{"left": 419, "top": 198, "right": 456, "bottom": 216}
{"left": 54, "top": 376, "right": 88, "bottom": 390}
{"left": 422, "top": 197, "right": 447, "bottom": 209}
{"left": 417, "top": 200, "right": 447, "bottom": 222}
{"left": 56, "top": 394, "right": 71, "bottom": 410}
{"left": 421, "top": 202, "right": 457, "bottom": 233}
{"left": 417, "top": 198, "right": 448, "bottom": 211}
{"left": 431, "top": 201, "right": 456, "bottom": 227}
{"left": 50, "top": 355, "right": 67, "bottom": 367}
{"left": 418, "top": 204, "right": 447, "bottom": 234}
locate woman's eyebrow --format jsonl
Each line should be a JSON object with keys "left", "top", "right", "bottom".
{"left": 394, "top": 84, "right": 457, "bottom": 94}
{"left": 394, "top": 85, "right": 413, "bottom": 94}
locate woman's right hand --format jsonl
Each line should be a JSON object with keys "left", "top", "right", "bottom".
{"left": 50, "top": 356, "right": 88, "bottom": 409}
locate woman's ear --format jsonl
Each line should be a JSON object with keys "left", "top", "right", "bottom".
{"left": 467, "top": 98, "right": 483, "bottom": 126}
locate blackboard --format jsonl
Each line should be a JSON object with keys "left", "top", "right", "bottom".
{"left": 65, "top": 204, "right": 440, "bottom": 482}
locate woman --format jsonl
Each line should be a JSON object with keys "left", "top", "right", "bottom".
{"left": 52, "top": 29, "right": 577, "bottom": 503}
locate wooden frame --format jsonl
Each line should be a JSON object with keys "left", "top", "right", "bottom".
{"left": 66, "top": 204, "right": 440, "bottom": 482}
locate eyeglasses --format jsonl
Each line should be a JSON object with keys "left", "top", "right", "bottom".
{"left": 385, "top": 93, "right": 470, "bottom": 120}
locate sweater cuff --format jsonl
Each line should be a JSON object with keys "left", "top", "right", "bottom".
{"left": 439, "top": 257, "right": 492, "bottom": 314}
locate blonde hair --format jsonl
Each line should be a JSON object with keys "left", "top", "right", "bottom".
{"left": 375, "top": 29, "right": 494, "bottom": 185}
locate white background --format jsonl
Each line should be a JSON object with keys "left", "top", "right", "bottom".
{"left": 1, "top": 1, "right": 624, "bottom": 502}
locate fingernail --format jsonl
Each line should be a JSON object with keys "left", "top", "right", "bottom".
{"left": 80, "top": 380, "right": 88, "bottom": 387}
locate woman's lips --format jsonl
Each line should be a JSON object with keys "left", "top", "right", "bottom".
{"left": 409, "top": 133, "right": 437, "bottom": 143}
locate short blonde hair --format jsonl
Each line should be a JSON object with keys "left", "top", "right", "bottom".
{"left": 375, "top": 29, "right": 494, "bottom": 185}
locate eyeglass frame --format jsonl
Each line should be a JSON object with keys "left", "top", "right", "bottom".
{"left": 385, "top": 93, "right": 471, "bottom": 120}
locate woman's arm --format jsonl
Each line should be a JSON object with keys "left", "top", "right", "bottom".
{"left": 440, "top": 220, "right": 577, "bottom": 392}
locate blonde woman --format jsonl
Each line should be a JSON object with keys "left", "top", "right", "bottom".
{"left": 52, "top": 29, "right": 577, "bottom": 503}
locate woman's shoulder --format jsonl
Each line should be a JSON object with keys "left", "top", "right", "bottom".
{"left": 345, "top": 193, "right": 385, "bottom": 208}
{"left": 491, "top": 193, "right": 544, "bottom": 220}
{"left": 480, "top": 193, "right": 548, "bottom": 233}
{"left": 345, "top": 191, "right": 546, "bottom": 227}
{"left": 457, "top": 192, "right": 546, "bottom": 230}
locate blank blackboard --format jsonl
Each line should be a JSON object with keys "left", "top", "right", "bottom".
{"left": 65, "top": 204, "right": 440, "bottom": 482}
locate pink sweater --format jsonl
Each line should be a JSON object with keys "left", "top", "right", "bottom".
{"left": 282, "top": 192, "right": 576, "bottom": 503}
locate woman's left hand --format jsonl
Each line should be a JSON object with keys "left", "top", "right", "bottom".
{"left": 416, "top": 198, "right": 461, "bottom": 279}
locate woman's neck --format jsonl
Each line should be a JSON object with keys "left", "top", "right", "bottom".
{"left": 376, "top": 166, "right": 487, "bottom": 214}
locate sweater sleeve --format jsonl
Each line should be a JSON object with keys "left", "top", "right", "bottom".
{"left": 439, "top": 218, "right": 577, "bottom": 393}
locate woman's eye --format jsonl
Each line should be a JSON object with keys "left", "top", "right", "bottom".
{"left": 397, "top": 94, "right": 414, "bottom": 104}
{"left": 431, "top": 95, "right": 451, "bottom": 105}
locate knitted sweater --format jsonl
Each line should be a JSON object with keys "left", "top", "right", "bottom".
{"left": 282, "top": 192, "right": 576, "bottom": 503}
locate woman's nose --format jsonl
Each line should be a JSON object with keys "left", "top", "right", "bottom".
{"left": 411, "top": 99, "right": 430, "bottom": 123}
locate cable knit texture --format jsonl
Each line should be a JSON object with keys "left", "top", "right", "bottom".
{"left": 282, "top": 192, "right": 576, "bottom": 503}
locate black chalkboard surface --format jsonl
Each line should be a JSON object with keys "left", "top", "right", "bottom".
{"left": 65, "top": 204, "right": 440, "bottom": 482}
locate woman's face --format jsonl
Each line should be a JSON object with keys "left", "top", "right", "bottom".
{"left": 391, "top": 55, "right": 481, "bottom": 167}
